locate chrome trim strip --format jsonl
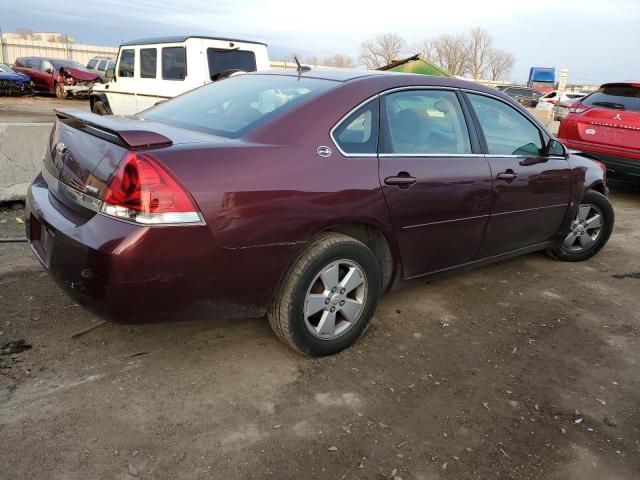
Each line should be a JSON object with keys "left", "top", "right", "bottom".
{"left": 403, "top": 213, "right": 490, "bottom": 230}
{"left": 42, "top": 168, "right": 102, "bottom": 213}
{"left": 379, "top": 153, "right": 484, "bottom": 158}
{"left": 491, "top": 203, "right": 568, "bottom": 217}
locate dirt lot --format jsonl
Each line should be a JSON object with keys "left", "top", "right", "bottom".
{"left": 1, "top": 186, "right": 639, "bottom": 480}
{"left": 0, "top": 95, "right": 90, "bottom": 123}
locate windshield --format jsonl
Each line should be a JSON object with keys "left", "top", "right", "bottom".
{"left": 143, "top": 74, "right": 337, "bottom": 138}
{"left": 582, "top": 85, "right": 640, "bottom": 112}
{"left": 0, "top": 64, "right": 15, "bottom": 73}
{"left": 51, "top": 59, "right": 88, "bottom": 71}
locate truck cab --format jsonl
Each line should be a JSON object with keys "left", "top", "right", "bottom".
{"left": 90, "top": 35, "right": 270, "bottom": 115}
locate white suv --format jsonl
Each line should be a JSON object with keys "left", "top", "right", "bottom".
{"left": 90, "top": 35, "right": 270, "bottom": 115}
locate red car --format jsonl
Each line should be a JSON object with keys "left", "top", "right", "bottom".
{"left": 25, "top": 70, "right": 613, "bottom": 356}
{"left": 558, "top": 82, "right": 640, "bottom": 185}
{"left": 13, "top": 56, "right": 100, "bottom": 98}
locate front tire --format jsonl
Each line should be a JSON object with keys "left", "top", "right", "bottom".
{"left": 55, "top": 83, "right": 66, "bottom": 98}
{"left": 92, "top": 100, "right": 108, "bottom": 115}
{"left": 547, "top": 190, "right": 614, "bottom": 262}
{"left": 267, "top": 233, "right": 381, "bottom": 356}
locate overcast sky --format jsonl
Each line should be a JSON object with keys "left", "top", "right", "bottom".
{"left": 1, "top": 0, "right": 638, "bottom": 84}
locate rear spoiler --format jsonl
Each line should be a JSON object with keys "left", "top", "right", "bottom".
{"left": 54, "top": 109, "right": 172, "bottom": 149}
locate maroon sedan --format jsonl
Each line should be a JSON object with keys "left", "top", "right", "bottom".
{"left": 26, "top": 70, "right": 614, "bottom": 356}
{"left": 14, "top": 56, "right": 99, "bottom": 98}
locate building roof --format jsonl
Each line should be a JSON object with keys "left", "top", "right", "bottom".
{"left": 378, "top": 54, "right": 450, "bottom": 77}
{"left": 120, "top": 35, "right": 267, "bottom": 47}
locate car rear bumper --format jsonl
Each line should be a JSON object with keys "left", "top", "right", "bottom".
{"left": 560, "top": 139, "right": 640, "bottom": 182}
{"left": 25, "top": 174, "right": 267, "bottom": 322}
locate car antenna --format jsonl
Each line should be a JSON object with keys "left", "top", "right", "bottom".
{"left": 294, "top": 56, "right": 311, "bottom": 74}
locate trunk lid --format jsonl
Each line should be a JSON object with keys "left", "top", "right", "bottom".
{"left": 43, "top": 109, "right": 217, "bottom": 213}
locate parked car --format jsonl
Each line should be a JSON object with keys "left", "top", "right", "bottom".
{"left": 0, "top": 63, "right": 33, "bottom": 96}
{"left": 539, "top": 90, "right": 587, "bottom": 106}
{"left": 26, "top": 70, "right": 613, "bottom": 356}
{"left": 86, "top": 56, "right": 116, "bottom": 83}
{"left": 558, "top": 82, "right": 640, "bottom": 185}
{"left": 13, "top": 57, "right": 100, "bottom": 98}
{"left": 554, "top": 98, "right": 578, "bottom": 122}
{"left": 90, "top": 35, "right": 270, "bottom": 115}
{"left": 500, "top": 86, "right": 543, "bottom": 107}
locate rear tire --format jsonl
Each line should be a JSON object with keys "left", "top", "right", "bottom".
{"left": 267, "top": 233, "right": 381, "bottom": 356}
{"left": 547, "top": 190, "right": 614, "bottom": 262}
{"left": 92, "top": 100, "right": 108, "bottom": 115}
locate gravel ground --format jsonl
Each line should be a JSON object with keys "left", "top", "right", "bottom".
{"left": 0, "top": 95, "right": 90, "bottom": 123}
{"left": 1, "top": 186, "right": 639, "bottom": 480}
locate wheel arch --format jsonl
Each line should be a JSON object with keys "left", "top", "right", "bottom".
{"left": 321, "top": 222, "right": 397, "bottom": 293}
{"left": 89, "top": 92, "right": 113, "bottom": 115}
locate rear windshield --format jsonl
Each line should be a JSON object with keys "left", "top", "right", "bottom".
{"left": 208, "top": 49, "right": 257, "bottom": 78}
{"left": 582, "top": 85, "right": 640, "bottom": 112}
{"left": 143, "top": 74, "right": 336, "bottom": 138}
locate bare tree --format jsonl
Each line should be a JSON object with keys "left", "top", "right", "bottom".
{"left": 359, "top": 33, "right": 407, "bottom": 69}
{"left": 467, "top": 27, "right": 493, "bottom": 80}
{"left": 430, "top": 34, "right": 469, "bottom": 76}
{"left": 487, "top": 49, "right": 515, "bottom": 81}
{"left": 306, "top": 56, "right": 321, "bottom": 67}
{"left": 411, "top": 39, "right": 436, "bottom": 62}
{"left": 324, "top": 54, "right": 355, "bottom": 68}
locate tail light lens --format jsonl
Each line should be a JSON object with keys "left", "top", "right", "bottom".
{"left": 569, "top": 102, "right": 591, "bottom": 114}
{"left": 101, "top": 152, "right": 203, "bottom": 225}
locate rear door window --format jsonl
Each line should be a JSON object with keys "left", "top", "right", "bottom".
{"left": 582, "top": 85, "right": 640, "bottom": 112}
{"left": 381, "top": 89, "right": 472, "bottom": 155}
{"left": 118, "top": 49, "right": 135, "bottom": 77}
{"left": 207, "top": 49, "right": 257, "bottom": 77}
{"left": 140, "top": 48, "right": 157, "bottom": 78}
{"left": 162, "top": 47, "right": 186, "bottom": 80}
{"left": 87, "top": 58, "right": 98, "bottom": 69}
{"left": 97, "top": 60, "right": 108, "bottom": 71}
{"left": 467, "top": 93, "right": 544, "bottom": 156}
{"left": 332, "top": 99, "right": 379, "bottom": 155}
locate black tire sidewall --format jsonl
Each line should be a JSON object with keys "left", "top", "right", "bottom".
{"left": 92, "top": 101, "right": 107, "bottom": 115}
{"left": 287, "top": 241, "right": 381, "bottom": 356}
{"left": 554, "top": 191, "right": 614, "bottom": 261}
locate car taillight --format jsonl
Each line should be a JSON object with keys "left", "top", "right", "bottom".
{"left": 569, "top": 102, "right": 590, "bottom": 114}
{"left": 101, "top": 152, "right": 203, "bottom": 225}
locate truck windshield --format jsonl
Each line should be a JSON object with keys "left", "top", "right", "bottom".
{"left": 143, "top": 74, "right": 337, "bottom": 138}
{"left": 208, "top": 49, "right": 257, "bottom": 78}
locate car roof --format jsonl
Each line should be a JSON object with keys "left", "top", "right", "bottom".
{"left": 255, "top": 68, "right": 393, "bottom": 82}
{"left": 121, "top": 35, "right": 267, "bottom": 47}
{"left": 247, "top": 69, "right": 508, "bottom": 96}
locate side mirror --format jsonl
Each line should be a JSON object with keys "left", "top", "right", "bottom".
{"left": 546, "top": 139, "right": 566, "bottom": 157}
{"left": 105, "top": 68, "right": 114, "bottom": 79}
{"left": 46, "top": 67, "right": 53, "bottom": 74}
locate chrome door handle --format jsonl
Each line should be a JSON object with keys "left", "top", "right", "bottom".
{"left": 497, "top": 171, "right": 518, "bottom": 182}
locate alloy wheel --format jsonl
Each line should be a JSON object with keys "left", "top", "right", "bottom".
{"left": 303, "top": 259, "right": 368, "bottom": 340}
{"left": 563, "top": 203, "right": 603, "bottom": 252}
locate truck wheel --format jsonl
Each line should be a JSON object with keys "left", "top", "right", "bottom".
{"left": 547, "top": 190, "right": 614, "bottom": 262}
{"left": 92, "top": 101, "right": 108, "bottom": 115}
{"left": 267, "top": 233, "right": 381, "bottom": 356}
{"left": 55, "top": 83, "right": 66, "bottom": 98}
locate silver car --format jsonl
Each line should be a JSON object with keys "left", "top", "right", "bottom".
{"left": 86, "top": 57, "right": 116, "bottom": 83}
